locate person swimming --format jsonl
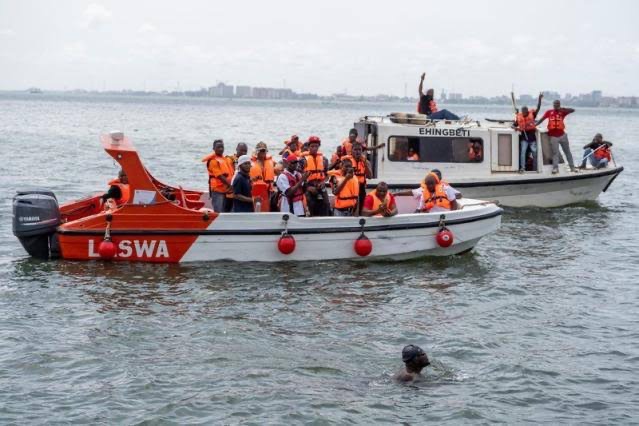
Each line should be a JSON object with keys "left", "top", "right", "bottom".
{"left": 394, "top": 344, "right": 430, "bottom": 382}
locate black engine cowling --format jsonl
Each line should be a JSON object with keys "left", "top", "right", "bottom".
{"left": 12, "top": 189, "right": 61, "bottom": 259}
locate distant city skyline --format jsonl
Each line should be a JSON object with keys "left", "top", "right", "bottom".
{"left": 16, "top": 83, "right": 638, "bottom": 108}
{"left": 1, "top": 1, "right": 638, "bottom": 97}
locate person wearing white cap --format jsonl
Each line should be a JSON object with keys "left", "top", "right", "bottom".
{"left": 232, "top": 155, "right": 255, "bottom": 213}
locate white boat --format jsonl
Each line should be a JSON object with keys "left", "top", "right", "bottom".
{"left": 355, "top": 114, "right": 623, "bottom": 208}
{"left": 12, "top": 132, "right": 502, "bottom": 263}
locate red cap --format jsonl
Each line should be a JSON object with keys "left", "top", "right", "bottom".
{"left": 286, "top": 154, "right": 299, "bottom": 162}
{"left": 307, "top": 135, "right": 321, "bottom": 145}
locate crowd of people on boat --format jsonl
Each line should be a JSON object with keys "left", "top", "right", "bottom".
{"left": 417, "top": 72, "right": 614, "bottom": 174}
{"left": 200, "top": 131, "right": 460, "bottom": 216}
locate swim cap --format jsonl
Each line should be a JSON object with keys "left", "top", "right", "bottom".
{"left": 402, "top": 344, "right": 426, "bottom": 363}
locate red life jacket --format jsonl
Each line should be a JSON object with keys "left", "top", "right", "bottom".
{"left": 547, "top": 111, "right": 566, "bottom": 131}
{"left": 283, "top": 170, "right": 304, "bottom": 202}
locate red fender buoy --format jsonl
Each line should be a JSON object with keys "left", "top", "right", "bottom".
{"left": 354, "top": 235, "right": 373, "bottom": 257}
{"left": 98, "top": 239, "right": 117, "bottom": 259}
{"left": 436, "top": 228, "right": 454, "bottom": 248}
{"left": 278, "top": 234, "right": 296, "bottom": 255}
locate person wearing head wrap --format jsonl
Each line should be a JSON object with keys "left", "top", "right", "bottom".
{"left": 394, "top": 344, "right": 431, "bottom": 382}
{"left": 231, "top": 155, "right": 255, "bottom": 213}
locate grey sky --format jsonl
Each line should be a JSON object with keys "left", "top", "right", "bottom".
{"left": 1, "top": 0, "right": 638, "bottom": 96}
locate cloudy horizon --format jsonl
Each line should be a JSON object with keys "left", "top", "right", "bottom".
{"left": 1, "top": 0, "right": 638, "bottom": 97}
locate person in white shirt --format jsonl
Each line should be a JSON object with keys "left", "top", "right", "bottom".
{"left": 275, "top": 154, "right": 308, "bottom": 216}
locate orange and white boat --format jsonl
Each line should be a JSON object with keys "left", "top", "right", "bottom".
{"left": 12, "top": 132, "right": 503, "bottom": 263}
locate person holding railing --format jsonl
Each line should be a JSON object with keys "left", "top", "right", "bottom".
{"left": 579, "top": 133, "right": 613, "bottom": 169}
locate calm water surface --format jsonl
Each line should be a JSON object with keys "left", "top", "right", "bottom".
{"left": 0, "top": 94, "right": 638, "bottom": 424}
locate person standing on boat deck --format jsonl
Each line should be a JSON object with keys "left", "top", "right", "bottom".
{"left": 276, "top": 154, "right": 308, "bottom": 216}
{"left": 421, "top": 173, "right": 458, "bottom": 212}
{"left": 301, "top": 136, "right": 330, "bottom": 216}
{"left": 514, "top": 93, "right": 543, "bottom": 173}
{"left": 418, "top": 72, "right": 460, "bottom": 120}
{"left": 536, "top": 100, "right": 576, "bottom": 174}
{"left": 203, "top": 139, "right": 233, "bottom": 213}
{"left": 341, "top": 142, "right": 372, "bottom": 215}
{"left": 250, "top": 142, "right": 276, "bottom": 192}
{"left": 362, "top": 182, "right": 398, "bottom": 217}
{"left": 580, "top": 133, "right": 613, "bottom": 169}
{"left": 223, "top": 142, "right": 248, "bottom": 212}
{"left": 232, "top": 155, "right": 256, "bottom": 213}
{"left": 394, "top": 345, "right": 431, "bottom": 383}
{"left": 102, "top": 169, "right": 130, "bottom": 206}
{"left": 330, "top": 157, "right": 360, "bottom": 217}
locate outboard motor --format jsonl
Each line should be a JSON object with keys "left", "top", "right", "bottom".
{"left": 12, "top": 189, "right": 61, "bottom": 259}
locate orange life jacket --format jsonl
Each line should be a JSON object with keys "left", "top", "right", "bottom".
{"left": 594, "top": 144, "right": 612, "bottom": 161}
{"left": 107, "top": 179, "right": 130, "bottom": 205}
{"left": 333, "top": 175, "right": 359, "bottom": 209}
{"left": 340, "top": 154, "right": 368, "bottom": 184}
{"left": 304, "top": 153, "right": 326, "bottom": 182}
{"left": 203, "top": 153, "right": 233, "bottom": 193}
{"left": 369, "top": 189, "right": 391, "bottom": 217}
{"left": 422, "top": 183, "right": 451, "bottom": 211}
{"left": 250, "top": 156, "right": 275, "bottom": 189}
{"left": 547, "top": 111, "right": 566, "bottom": 131}
{"left": 516, "top": 110, "right": 537, "bottom": 132}
{"left": 341, "top": 138, "right": 354, "bottom": 156}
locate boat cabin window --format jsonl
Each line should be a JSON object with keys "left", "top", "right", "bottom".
{"left": 387, "top": 136, "right": 484, "bottom": 163}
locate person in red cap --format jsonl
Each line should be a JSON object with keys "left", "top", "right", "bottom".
{"left": 276, "top": 154, "right": 308, "bottom": 216}
{"left": 300, "top": 136, "right": 330, "bottom": 216}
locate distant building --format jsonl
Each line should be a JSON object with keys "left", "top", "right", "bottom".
{"left": 592, "top": 90, "right": 602, "bottom": 103}
{"left": 542, "top": 90, "right": 561, "bottom": 101}
{"left": 235, "top": 85, "right": 252, "bottom": 98}
{"left": 209, "top": 83, "right": 234, "bottom": 98}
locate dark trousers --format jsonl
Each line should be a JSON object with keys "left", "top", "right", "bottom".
{"left": 305, "top": 188, "right": 330, "bottom": 217}
{"left": 223, "top": 197, "right": 234, "bottom": 213}
{"left": 358, "top": 182, "right": 366, "bottom": 215}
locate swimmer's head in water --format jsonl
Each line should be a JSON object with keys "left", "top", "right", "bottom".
{"left": 402, "top": 345, "right": 430, "bottom": 366}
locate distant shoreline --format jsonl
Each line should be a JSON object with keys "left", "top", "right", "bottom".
{"left": 1, "top": 90, "right": 638, "bottom": 110}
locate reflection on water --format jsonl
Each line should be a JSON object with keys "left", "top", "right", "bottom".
{"left": 1, "top": 95, "right": 638, "bottom": 424}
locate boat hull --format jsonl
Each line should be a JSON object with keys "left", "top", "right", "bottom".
{"left": 380, "top": 166, "right": 623, "bottom": 208}
{"left": 56, "top": 201, "right": 502, "bottom": 263}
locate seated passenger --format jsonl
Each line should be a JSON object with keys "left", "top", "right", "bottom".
{"left": 330, "top": 158, "right": 359, "bottom": 217}
{"left": 421, "top": 173, "right": 458, "bottom": 213}
{"left": 407, "top": 147, "right": 420, "bottom": 161}
{"left": 362, "top": 182, "right": 398, "bottom": 217}
{"left": 418, "top": 72, "right": 460, "bottom": 120}
{"left": 579, "top": 133, "right": 613, "bottom": 169}
{"left": 275, "top": 154, "right": 308, "bottom": 216}
{"left": 102, "top": 169, "right": 130, "bottom": 207}
{"left": 431, "top": 169, "right": 461, "bottom": 199}
{"left": 468, "top": 141, "right": 483, "bottom": 162}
